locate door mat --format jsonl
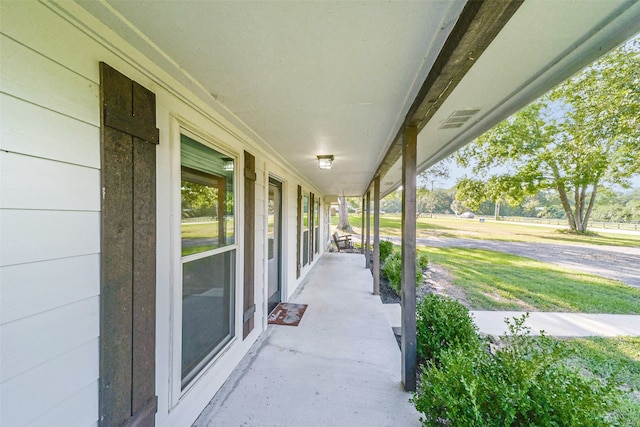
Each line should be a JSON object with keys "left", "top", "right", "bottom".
{"left": 268, "top": 303, "right": 308, "bottom": 327}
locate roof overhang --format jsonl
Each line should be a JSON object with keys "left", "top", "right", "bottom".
{"left": 76, "top": 0, "right": 640, "bottom": 198}
{"left": 375, "top": 0, "right": 640, "bottom": 197}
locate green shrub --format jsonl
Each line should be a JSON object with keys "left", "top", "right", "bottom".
{"left": 381, "top": 251, "right": 425, "bottom": 294}
{"left": 382, "top": 252, "right": 402, "bottom": 293}
{"left": 416, "top": 294, "right": 480, "bottom": 364}
{"left": 417, "top": 253, "right": 429, "bottom": 270}
{"left": 379, "top": 240, "right": 394, "bottom": 263}
{"left": 412, "top": 315, "right": 622, "bottom": 426}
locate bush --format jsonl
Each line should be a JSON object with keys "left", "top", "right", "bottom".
{"left": 382, "top": 252, "right": 402, "bottom": 293}
{"left": 412, "top": 314, "right": 622, "bottom": 426}
{"left": 416, "top": 294, "right": 480, "bottom": 364}
{"left": 379, "top": 240, "right": 394, "bottom": 263}
{"left": 381, "top": 251, "right": 425, "bottom": 294}
{"left": 417, "top": 253, "right": 429, "bottom": 270}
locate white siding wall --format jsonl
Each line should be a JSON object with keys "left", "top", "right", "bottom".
{"left": 1, "top": 2, "right": 326, "bottom": 426}
{"left": 0, "top": 3, "right": 101, "bottom": 425}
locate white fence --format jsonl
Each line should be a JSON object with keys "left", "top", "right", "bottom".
{"left": 498, "top": 216, "right": 640, "bottom": 231}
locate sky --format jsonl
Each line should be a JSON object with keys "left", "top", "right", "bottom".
{"left": 434, "top": 162, "right": 640, "bottom": 191}
{"left": 430, "top": 34, "right": 640, "bottom": 192}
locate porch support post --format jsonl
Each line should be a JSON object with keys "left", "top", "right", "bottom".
{"left": 365, "top": 190, "right": 371, "bottom": 269}
{"left": 373, "top": 176, "right": 380, "bottom": 295}
{"left": 401, "top": 125, "right": 417, "bottom": 392}
{"left": 361, "top": 197, "right": 365, "bottom": 251}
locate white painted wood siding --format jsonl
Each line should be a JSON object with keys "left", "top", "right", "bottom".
{"left": 1, "top": 2, "right": 327, "bottom": 426}
{"left": 0, "top": 3, "right": 100, "bottom": 426}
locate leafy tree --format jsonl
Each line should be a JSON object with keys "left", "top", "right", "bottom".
{"left": 337, "top": 196, "right": 353, "bottom": 232}
{"left": 417, "top": 158, "right": 452, "bottom": 217}
{"left": 432, "top": 188, "right": 455, "bottom": 214}
{"left": 181, "top": 182, "right": 218, "bottom": 218}
{"left": 537, "top": 205, "right": 565, "bottom": 219}
{"left": 450, "top": 199, "right": 470, "bottom": 215}
{"left": 591, "top": 188, "right": 640, "bottom": 222}
{"left": 418, "top": 158, "right": 451, "bottom": 189}
{"left": 416, "top": 188, "right": 433, "bottom": 217}
{"left": 455, "top": 37, "right": 640, "bottom": 232}
{"left": 455, "top": 176, "right": 522, "bottom": 219}
{"left": 381, "top": 190, "right": 402, "bottom": 213}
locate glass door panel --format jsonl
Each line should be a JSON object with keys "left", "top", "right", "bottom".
{"left": 267, "top": 178, "right": 282, "bottom": 313}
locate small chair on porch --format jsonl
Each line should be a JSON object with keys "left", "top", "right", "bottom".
{"left": 332, "top": 232, "right": 354, "bottom": 252}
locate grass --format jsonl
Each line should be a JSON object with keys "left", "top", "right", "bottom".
{"left": 182, "top": 220, "right": 235, "bottom": 239}
{"left": 342, "top": 212, "right": 640, "bottom": 420}
{"left": 417, "top": 246, "right": 640, "bottom": 314}
{"left": 181, "top": 220, "right": 235, "bottom": 256}
{"left": 337, "top": 214, "right": 640, "bottom": 247}
{"left": 563, "top": 337, "right": 640, "bottom": 425}
{"left": 342, "top": 212, "right": 639, "bottom": 422}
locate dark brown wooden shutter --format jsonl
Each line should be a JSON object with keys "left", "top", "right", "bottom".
{"left": 243, "top": 151, "right": 256, "bottom": 339}
{"left": 100, "top": 62, "right": 158, "bottom": 427}
{"left": 296, "top": 185, "right": 302, "bottom": 278}
{"left": 309, "top": 192, "right": 315, "bottom": 262}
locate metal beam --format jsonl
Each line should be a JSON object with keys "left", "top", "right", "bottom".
{"left": 373, "top": 177, "right": 380, "bottom": 295}
{"left": 401, "top": 125, "right": 417, "bottom": 392}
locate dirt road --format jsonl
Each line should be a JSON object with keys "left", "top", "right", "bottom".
{"left": 385, "top": 236, "right": 640, "bottom": 288}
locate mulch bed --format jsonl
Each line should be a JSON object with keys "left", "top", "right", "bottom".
{"left": 379, "top": 275, "right": 401, "bottom": 304}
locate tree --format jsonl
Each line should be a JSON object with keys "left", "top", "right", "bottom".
{"left": 432, "top": 188, "right": 455, "bottom": 214}
{"left": 455, "top": 37, "right": 640, "bottom": 232}
{"left": 416, "top": 188, "right": 434, "bottom": 217}
{"left": 381, "top": 190, "right": 402, "bottom": 213}
{"left": 456, "top": 175, "right": 526, "bottom": 219}
{"left": 337, "top": 196, "right": 353, "bottom": 232}
{"left": 417, "top": 158, "right": 451, "bottom": 189}
{"left": 450, "top": 199, "right": 469, "bottom": 215}
{"left": 417, "top": 158, "right": 452, "bottom": 217}
{"left": 591, "top": 188, "right": 640, "bottom": 222}
{"left": 181, "top": 182, "right": 218, "bottom": 218}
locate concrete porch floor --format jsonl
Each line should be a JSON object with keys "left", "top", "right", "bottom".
{"left": 194, "top": 252, "right": 421, "bottom": 426}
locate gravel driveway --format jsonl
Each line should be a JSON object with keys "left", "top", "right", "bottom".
{"left": 385, "top": 236, "right": 640, "bottom": 289}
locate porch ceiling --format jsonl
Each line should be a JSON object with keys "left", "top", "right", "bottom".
{"left": 78, "top": 1, "right": 640, "bottom": 198}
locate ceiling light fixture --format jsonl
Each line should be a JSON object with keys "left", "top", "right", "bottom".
{"left": 317, "top": 155, "right": 334, "bottom": 170}
{"left": 222, "top": 158, "right": 234, "bottom": 171}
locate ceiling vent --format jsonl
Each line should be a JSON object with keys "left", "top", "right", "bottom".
{"left": 439, "top": 108, "right": 481, "bottom": 130}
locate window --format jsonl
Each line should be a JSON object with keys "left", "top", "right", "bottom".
{"left": 180, "top": 134, "right": 236, "bottom": 388}
{"left": 314, "top": 200, "right": 320, "bottom": 254}
{"left": 302, "top": 194, "right": 309, "bottom": 266}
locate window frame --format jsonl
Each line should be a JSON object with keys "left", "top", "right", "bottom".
{"left": 314, "top": 199, "right": 320, "bottom": 255}
{"left": 169, "top": 124, "right": 241, "bottom": 404}
{"left": 302, "top": 193, "right": 309, "bottom": 267}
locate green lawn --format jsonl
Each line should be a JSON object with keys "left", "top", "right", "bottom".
{"left": 181, "top": 220, "right": 235, "bottom": 256}
{"left": 337, "top": 214, "right": 640, "bottom": 247}
{"left": 417, "top": 247, "right": 640, "bottom": 314}
{"left": 563, "top": 337, "right": 640, "bottom": 425}
{"left": 182, "top": 220, "right": 235, "bottom": 239}
{"left": 345, "top": 211, "right": 640, "bottom": 421}
{"left": 342, "top": 212, "right": 640, "bottom": 420}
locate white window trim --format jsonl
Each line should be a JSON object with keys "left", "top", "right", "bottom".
{"left": 168, "top": 119, "right": 243, "bottom": 408}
